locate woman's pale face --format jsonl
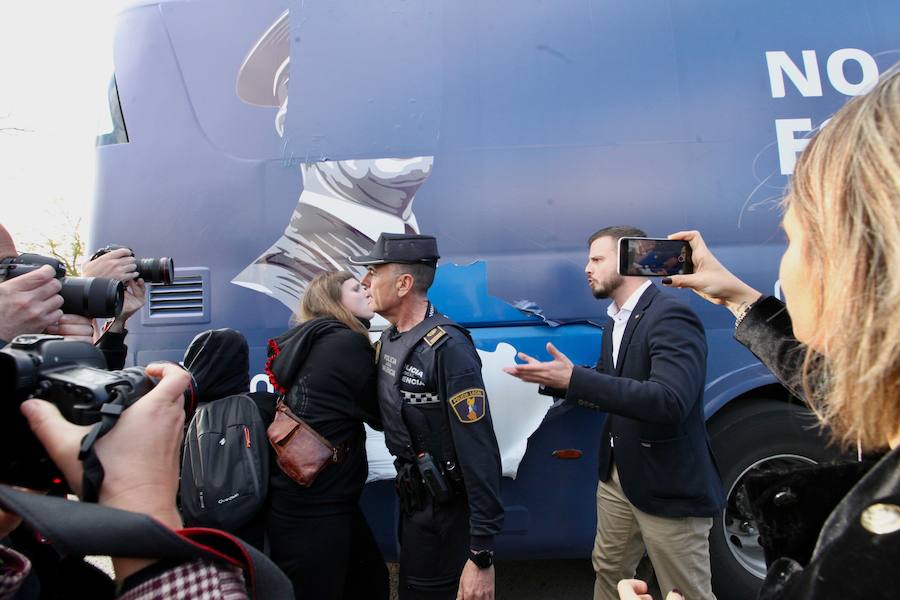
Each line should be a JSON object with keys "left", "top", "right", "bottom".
{"left": 779, "top": 205, "right": 820, "bottom": 349}
{"left": 341, "top": 277, "right": 375, "bottom": 320}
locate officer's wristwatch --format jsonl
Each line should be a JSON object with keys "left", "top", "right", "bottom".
{"left": 468, "top": 549, "right": 494, "bottom": 569}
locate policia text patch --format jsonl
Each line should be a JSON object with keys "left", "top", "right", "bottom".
{"left": 449, "top": 388, "right": 486, "bottom": 423}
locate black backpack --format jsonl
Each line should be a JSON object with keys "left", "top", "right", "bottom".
{"left": 179, "top": 394, "right": 269, "bottom": 531}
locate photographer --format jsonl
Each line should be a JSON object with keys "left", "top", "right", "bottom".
{"left": 0, "top": 224, "right": 64, "bottom": 345}
{"left": 0, "top": 224, "right": 143, "bottom": 368}
{"left": 0, "top": 224, "right": 102, "bottom": 346}
{"left": 0, "top": 362, "right": 283, "bottom": 599}
{"left": 82, "top": 247, "right": 147, "bottom": 370}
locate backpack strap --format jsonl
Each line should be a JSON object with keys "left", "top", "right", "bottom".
{"left": 0, "top": 485, "right": 292, "bottom": 599}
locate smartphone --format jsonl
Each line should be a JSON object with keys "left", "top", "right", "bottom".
{"left": 617, "top": 237, "right": 693, "bottom": 277}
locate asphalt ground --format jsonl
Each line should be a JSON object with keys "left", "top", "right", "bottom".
{"left": 88, "top": 557, "right": 597, "bottom": 598}
{"left": 492, "top": 560, "right": 597, "bottom": 599}
{"left": 91, "top": 556, "right": 659, "bottom": 598}
{"left": 387, "top": 560, "right": 596, "bottom": 599}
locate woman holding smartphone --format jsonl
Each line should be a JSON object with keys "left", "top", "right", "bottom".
{"left": 618, "top": 66, "right": 900, "bottom": 600}
{"left": 264, "top": 271, "right": 389, "bottom": 600}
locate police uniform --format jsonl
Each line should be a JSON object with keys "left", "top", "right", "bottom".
{"left": 350, "top": 234, "right": 503, "bottom": 600}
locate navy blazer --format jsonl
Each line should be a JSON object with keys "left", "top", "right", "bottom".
{"left": 565, "top": 284, "right": 725, "bottom": 518}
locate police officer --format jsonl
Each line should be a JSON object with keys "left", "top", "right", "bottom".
{"left": 352, "top": 233, "right": 503, "bottom": 600}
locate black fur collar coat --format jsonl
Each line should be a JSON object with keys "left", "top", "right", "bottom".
{"left": 735, "top": 297, "right": 900, "bottom": 599}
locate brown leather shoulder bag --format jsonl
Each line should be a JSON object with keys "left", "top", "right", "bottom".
{"left": 267, "top": 398, "right": 342, "bottom": 487}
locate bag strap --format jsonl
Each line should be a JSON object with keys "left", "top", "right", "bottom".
{"left": 79, "top": 392, "right": 141, "bottom": 503}
{"left": 0, "top": 484, "right": 292, "bottom": 599}
{"left": 273, "top": 398, "right": 337, "bottom": 455}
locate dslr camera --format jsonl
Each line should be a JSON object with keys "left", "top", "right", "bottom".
{"left": 0, "top": 335, "right": 158, "bottom": 490}
{"left": 0, "top": 253, "right": 124, "bottom": 319}
{"left": 91, "top": 244, "right": 175, "bottom": 285}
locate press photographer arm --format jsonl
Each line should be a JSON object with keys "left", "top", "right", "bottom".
{"left": 20, "top": 361, "right": 188, "bottom": 580}
{"left": 0, "top": 225, "right": 64, "bottom": 343}
{"left": 0, "top": 264, "right": 64, "bottom": 344}
{"left": 82, "top": 247, "right": 139, "bottom": 284}
{"left": 0, "top": 341, "right": 288, "bottom": 597}
{"left": 83, "top": 246, "right": 147, "bottom": 334}
{"left": 0, "top": 225, "right": 125, "bottom": 348}
{"left": 83, "top": 247, "right": 148, "bottom": 368}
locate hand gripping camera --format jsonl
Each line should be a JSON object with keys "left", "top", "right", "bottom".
{"left": 91, "top": 244, "right": 175, "bottom": 285}
{"left": 0, "top": 335, "right": 160, "bottom": 490}
{"left": 0, "top": 253, "right": 124, "bottom": 319}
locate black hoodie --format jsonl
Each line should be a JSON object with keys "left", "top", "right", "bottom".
{"left": 266, "top": 317, "right": 382, "bottom": 509}
{"left": 182, "top": 328, "right": 251, "bottom": 403}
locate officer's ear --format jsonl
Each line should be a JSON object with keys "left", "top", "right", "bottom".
{"left": 395, "top": 272, "right": 415, "bottom": 298}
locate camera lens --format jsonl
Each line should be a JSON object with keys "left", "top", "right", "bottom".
{"left": 137, "top": 257, "right": 174, "bottom": 285}
{"left": 0, "top": 347, "right": 38, "bottom": 402}
{"left": 59, "top": 277, "right": 124, "bottom": 318}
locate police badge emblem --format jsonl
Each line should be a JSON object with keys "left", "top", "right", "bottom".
{"left": 449, "top": 388, "right": 486, "bottom": 423}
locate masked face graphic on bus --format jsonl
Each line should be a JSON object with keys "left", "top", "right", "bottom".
{"left": 231, "top": 9, "right": 434, "bottom": 311}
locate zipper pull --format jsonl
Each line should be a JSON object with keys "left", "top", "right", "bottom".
{"left": 244, "top": 425, "right": 251, "bottom": 448}
{"left": 199, "top": 490, "right": 205, "bottom": 510}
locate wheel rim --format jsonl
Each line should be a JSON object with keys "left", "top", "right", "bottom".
{"left": 722, "top": 453, "right": 818, "bottom": 579}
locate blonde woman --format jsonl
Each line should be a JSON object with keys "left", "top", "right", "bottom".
{"left": 265, "top": 271, "right": 389, "bottom": 600}
{"left": 619, "top": 66, "right": 899, "bottom": 599}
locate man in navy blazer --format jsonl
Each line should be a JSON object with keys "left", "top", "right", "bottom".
{"left": 505, "top": 226, "right": 724, "bottom": 600}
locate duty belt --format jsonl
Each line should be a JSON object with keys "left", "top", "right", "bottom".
{"left": 394, "top": 455, "right": 465, "bottom": 514}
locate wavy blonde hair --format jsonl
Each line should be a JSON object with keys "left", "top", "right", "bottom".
{"left": 298, "top": 271, "right": 369, "bottom": 336}
{"left": 786, "top": 65, "right": 900, "bottom": 451}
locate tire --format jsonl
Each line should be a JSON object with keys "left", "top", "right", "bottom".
{"left": 706, "top": 398, "right": 845, "bottom": 600}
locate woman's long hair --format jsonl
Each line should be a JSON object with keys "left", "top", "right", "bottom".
{"left": 297, "top": 271, "right": 369, "bottom": 336}
{"left": 786, "top": 65, "right": 900, "bottom": 451}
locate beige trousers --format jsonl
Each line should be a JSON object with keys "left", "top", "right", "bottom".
{"left": 592, "top": 466, "right": 716, "bottom": 600}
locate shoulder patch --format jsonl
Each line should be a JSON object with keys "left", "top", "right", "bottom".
{"left": 449, "top": 388, "right": 486, "bottom": 423}
{"left": 423, "top": 325, "right": 447, "bottom": 347}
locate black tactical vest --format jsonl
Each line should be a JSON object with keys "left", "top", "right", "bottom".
{"left": 376, "top": 313, "right": 454, "bottom": 461}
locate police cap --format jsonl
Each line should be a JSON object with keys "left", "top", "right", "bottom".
{"left": 348, "top": 233, "right": 440, "bottom": 266}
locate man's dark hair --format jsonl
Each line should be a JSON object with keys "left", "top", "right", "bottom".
{"left": 587, "top": 225, "right": 647, "bottom": 247}
{"left": 394, "top": 261, "right": 437, "bottom": 295}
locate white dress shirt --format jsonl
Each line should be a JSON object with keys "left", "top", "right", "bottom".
{"left": 607, "top": 280, "right": 652, "bottom": 369}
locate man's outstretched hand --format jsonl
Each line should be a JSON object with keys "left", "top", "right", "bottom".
{"left": 503, "top": 342, "right": 574, "bottom": 390}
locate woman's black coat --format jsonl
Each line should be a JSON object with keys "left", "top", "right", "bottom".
{"left": 265, "top": 317, "right": 382, "bottom": 509}
{"left": 735, "top": 297, "right": 900, "bottom": 599}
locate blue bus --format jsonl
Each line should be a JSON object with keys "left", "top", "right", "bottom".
{"left": 91, "top": 1, "right": 899, "bottom": 597}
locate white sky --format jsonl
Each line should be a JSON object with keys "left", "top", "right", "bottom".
{"left": 0, "top": 1, "right": 130, "bottom": 254}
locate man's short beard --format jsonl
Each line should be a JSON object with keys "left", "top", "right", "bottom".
{"left": 591, "top": 273, "right": 624, "bottom": 299}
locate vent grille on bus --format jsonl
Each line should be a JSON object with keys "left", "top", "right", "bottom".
{"left": 142, "top": 268, "right": 210, "bottom": 325}
{"left": 148, "top": 276, "right": 204, "bottom": 316}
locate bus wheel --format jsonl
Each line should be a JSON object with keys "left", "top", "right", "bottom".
{"left": 706, "top": 398, "right": 842, "bottom": 600}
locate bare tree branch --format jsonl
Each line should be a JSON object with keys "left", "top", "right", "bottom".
{"left": 22, "top": 204, "right": 86, "bottom": 276}
{"left": 0, "top": 114, "right": 32, "bottom": 134}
